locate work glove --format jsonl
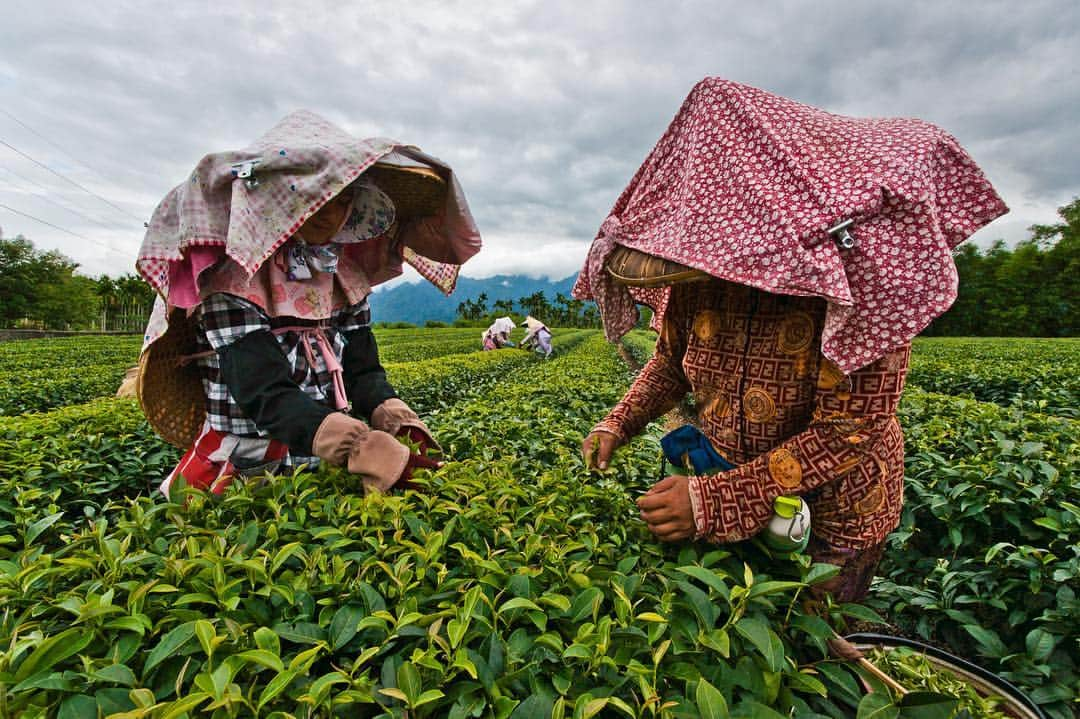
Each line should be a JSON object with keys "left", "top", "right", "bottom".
{"left": 312, "top": 412, "right": 411, "bottom": 493}
{"left": 371, "top": 398, "right": 442, "bottom": 457}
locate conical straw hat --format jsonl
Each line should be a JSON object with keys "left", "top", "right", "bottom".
{"left": 365, "top": 161, "right": 447, "bottom": 222}
{"left": 605, "top": 245, "right": 709, "bottom": 288}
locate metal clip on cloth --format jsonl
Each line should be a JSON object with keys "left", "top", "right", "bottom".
{"left": 231, "top": 159, "right": 262, "bottom": 189}
{"left": 828, "top": 218, "right": 856, "bottom": 250}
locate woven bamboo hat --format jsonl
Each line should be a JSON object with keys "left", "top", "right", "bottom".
{"left": 136, "top": 308, "right": 206, "bottom": 449}
{"left": 365, "top": 160, "right": 447, "bottom": 222}
{"left": 605, "top": 245, "right": 709, "bottom": 287}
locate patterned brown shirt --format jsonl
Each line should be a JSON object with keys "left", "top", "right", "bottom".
{"left": 595, "top": 281, "right": 909, "bottom": 549}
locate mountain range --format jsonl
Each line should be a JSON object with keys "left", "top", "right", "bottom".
{"left": 368, "top": 273, "right": 580, "bottom": 324}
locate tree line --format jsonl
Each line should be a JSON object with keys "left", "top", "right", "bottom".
{"left": 924, "top": 197, "right": 1078, "bottom": 337}
{"left": 455, "top": 290, "right": 603, "bottom": 328}
{"left": 0, "top": 234, "right": 154, "bottom": 331}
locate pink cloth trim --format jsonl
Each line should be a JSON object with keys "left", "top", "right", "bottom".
{"left": 167, "top": 245, "right": 225, "bottom": 309}
{"left": 272, "top": 325, "right": 348, "bottom": 410}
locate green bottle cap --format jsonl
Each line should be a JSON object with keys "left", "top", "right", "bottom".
{"left": 773, "top": 495, "right": 801, "bottom": 519}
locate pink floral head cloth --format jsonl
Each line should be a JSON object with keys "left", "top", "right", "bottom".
{"left": 137, "top": 110, "right": 481, "bottom": 346}
{"left": 573, "top": 78, "right": 1008, "bottom": 373}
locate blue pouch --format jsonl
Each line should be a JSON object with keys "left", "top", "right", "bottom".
{"left": 660, "top": 425, "right": 735, "bottom": 477}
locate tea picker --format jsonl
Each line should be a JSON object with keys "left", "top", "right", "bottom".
{"left": 481, "top": 316, "right": 516, "bottom": 350}
{"left": 134, "top": 111, "right": 482, "bottom": 499}
{"left": 577, "top": 77, "right": 1008, "bottom": 601}
{"left": 520, "top": 315, "right": 553, "bottom": 358}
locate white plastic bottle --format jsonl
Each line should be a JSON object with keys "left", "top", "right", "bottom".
{"left": 763, "top": 496, "right": 811, "bottom": 553}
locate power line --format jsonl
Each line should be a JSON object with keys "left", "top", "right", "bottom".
{"left": 0, "top": 202, "right": 91, "bottom": 240}
{"left": 0, "top": 202, "right": 132, "bottom": 260}
{"left": 0, "top": 136, "right": 145, "bottom": 223}
{"left": 0, "top": 166, "right": 130, "bottom": 232}
{"left": 0, "top": 108, "right": 121, "bottom": 189}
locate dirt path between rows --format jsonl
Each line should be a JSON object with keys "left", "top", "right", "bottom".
{"left": 617, "top": 343, "right": 643, "bottom": 372}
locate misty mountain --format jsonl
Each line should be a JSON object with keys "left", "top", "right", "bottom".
{"left": 368, "top": 274, "right": 579, "bottom": 324}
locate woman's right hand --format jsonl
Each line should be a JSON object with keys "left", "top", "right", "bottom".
{"left": 582, "top": 430, "right": 620, "bottom": 470}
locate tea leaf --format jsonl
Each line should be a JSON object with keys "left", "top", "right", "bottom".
{"left": 144, "top": 622, "right": 197, "bottom": 673}
{"left": 14, "top": 628, "right": 94, "bottom": 681}
{"left": 856, "top": 693, "right": 899, "bottom": 719}
{"left": 695, "top": 677, "right": 730, "bottom": 719}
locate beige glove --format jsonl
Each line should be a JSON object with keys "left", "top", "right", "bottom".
{"left": 312, "top": 413, "right": 410, "bottom": 493}
{"left": 371, "top": 398, "right": 441, "bottom": 455}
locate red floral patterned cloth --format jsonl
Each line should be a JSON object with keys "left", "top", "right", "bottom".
{"left": 595, "top": 280, "right": 908, "bottom": 550}
{"left": 573, "top": 77, "right": 1007, "bottom": 374}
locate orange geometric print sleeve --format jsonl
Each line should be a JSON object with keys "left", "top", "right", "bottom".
{"left": 689, "top": 345, "right": 911, "bottom": 549}
{"left": 592, "top": 294, "right": 693, "bottom": 443}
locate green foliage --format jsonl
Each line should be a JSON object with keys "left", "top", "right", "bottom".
{"left": 869, "top": 387, "right": 1079, "bottom": 717}
{"left": 455, "top": 289, "right": 602, "bottom": 328}
{"left": 0, "top": 334, "right": 847, "bottom": 718}
{"left": 0, "top": 363, "right": 130, "bottom": 416}
{"left": 373, "top": 321, "right": 418, "bottom": 329}
{"left": 908, "top": 338, "right": 1079, "bottom": 417}
{"left": 622, "top": 331, "right": 658, "bottom": 367}
{"left": 94, "top": 274, "right": 155, "bottom": 333}
{"left": 0, "top": 335, "right": 145, "bottom": 418}
{"left": 863, "top": 647, "right": 1018, "bottom": 718}
{"left": 0, "top": 235, "right": 101, "bottom": 329}
{"left": 926, "top": 197, "right": 1080, "bottom": 337}
{"left": 0, "top": 330, "right": 1075, "bottom": 717}
{"left": 379, "top": 337, "right": 489, "bottom": 363}
{"left": 0, "top": 335, "right": 142, "bottom": 374}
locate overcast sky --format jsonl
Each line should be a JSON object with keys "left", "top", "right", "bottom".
{"left": 1, "top": 0, "right": 1077, "bottom": 283}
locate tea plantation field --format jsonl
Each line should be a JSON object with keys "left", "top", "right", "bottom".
{"left": 0, "top": 331, "right": 1075, "bottom": 718}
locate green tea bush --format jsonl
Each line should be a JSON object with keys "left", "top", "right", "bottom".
{"left": 1, "top": 332, "right": 1075, "bottom": 717}
{"left": 0, "top": 335, "right": 863, "bottom": 718}
{"left": 373, "top": 328, "right": 483, "bottom": 347}
{"left": 621, "top": 332, "right": 657, "bottom": 367}
{"left": 379, "top": 338, "right": 494, "bottom": 363}
{"left": 0, "top": 364, "right": 131, "bottom": 416}
{"left": 908, "top": 338, "right": 1080, "bottom": 417}
{"left": 874, "top": 388, "right": 1080, "bottom": 717}
{"left": 0, "top": 329, "right": 529, "bottom": 417}
{"left": 0, "top": 335, "right": 141, "bottom": 374}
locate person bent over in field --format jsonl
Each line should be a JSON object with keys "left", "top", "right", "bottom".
{"left": 573, "top": 78, "right": 1007, "bottom": 601}
{"left": 135, "top": 111, "right": 481, "bottom": 499}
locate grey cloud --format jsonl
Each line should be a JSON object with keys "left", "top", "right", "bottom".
{"left": 0, "top": 0, "right": 1076, "bottom": 279}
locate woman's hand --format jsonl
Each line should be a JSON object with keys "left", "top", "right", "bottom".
{"left": 582, "top": 431, "right": 620, "bottom": 470}
{"left": 637, "top": 475, "right": 695, "bottom": 542}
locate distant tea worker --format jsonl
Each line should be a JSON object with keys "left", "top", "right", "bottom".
{"left": 520, "top": 316, "right": 553, "bottom": 358}
{"left": 481, "top": 316, "right": 516, "bottom": 350}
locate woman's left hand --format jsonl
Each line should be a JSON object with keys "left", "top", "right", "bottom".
{"left": 636, "top": 475, "right": 695, "bottom": 542}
